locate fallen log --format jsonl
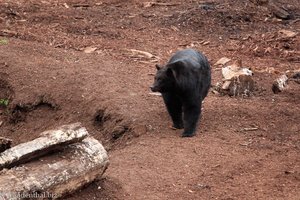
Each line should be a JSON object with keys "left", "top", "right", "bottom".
{"left": 0, "top": 136, "right": 109, "bottom": 199}
{"left": 0, "top": 122, "right": 88, "bottom": 170}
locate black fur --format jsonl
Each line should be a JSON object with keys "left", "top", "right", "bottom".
{"left": 150, "top": 49, "right": 211, "bottom": 137}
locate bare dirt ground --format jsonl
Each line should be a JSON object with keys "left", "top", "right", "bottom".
{"left": 0, "top": 0, "right": 299, "bottom": 199}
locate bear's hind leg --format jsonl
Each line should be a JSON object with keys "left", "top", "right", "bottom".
{"left": 162, "top": 92, "right": 184, "bottom": 129}
{"left": 182, "top": 103, "right": 201, "bottom": 137}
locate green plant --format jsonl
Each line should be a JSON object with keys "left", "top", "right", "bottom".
{"left": 0, "top": 99, "right": 9, "bottom": 106}
{"left": 0, "top": 38, "right": 8, "bottom": 45}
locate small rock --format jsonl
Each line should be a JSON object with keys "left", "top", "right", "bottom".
{"left": 83, "top": 47, "right": 97, "bottom": 54}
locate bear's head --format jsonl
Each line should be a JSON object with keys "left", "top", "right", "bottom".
{"left": 150, "top": 64, "right": 176, "bottom": 93}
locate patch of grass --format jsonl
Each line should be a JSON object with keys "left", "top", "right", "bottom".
{"left": 0, "top": 99, "right": 9, "bottom": 107}
{"left": 0, "top": 38, "right": 8, "bottom": 45}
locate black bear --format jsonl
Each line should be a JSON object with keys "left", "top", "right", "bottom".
{"left": 150, "top": 49, "right": 211, "bottom": 137}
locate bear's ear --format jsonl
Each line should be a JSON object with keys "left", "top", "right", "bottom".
{"left": 166, "top": 67, "right": 173, "bottom": 77}
{"left": 155, "top": 64, "right": 162, "bottom": 70}
{"left": 168, "top": 61, "right": 185, "bottom": 81}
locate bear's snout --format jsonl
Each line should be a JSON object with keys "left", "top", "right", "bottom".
{"left": 150, "top": 85, "right": 159, "bottom": 92}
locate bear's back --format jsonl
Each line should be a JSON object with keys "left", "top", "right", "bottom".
{"left": 168, "top": 49, "right": 209, "bottom": 71}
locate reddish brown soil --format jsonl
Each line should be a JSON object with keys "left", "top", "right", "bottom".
{"left": 0, "top": 0, "right": 299, "bottom": 199}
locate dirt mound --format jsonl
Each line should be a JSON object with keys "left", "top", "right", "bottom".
{"left": 0, "top": 40, "right": 138, "bottom": 150}
{"left": 9, "top": 95, "right": 58, "bottom": 123}
{"left": 93, "top": 108, "right": 133, "bottom": 150}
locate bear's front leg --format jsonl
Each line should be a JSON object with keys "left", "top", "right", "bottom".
{"left": 182, "top": 103, "right": 201, "bottom": 137}
{"left": 162, "top": 92, "right": 184, "bottom": 129}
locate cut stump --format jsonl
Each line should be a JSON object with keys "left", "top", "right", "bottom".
{"left": 228, "top": 75, "right": 255, "bottom": 97}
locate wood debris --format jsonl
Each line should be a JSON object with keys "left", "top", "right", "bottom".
{"left": 214, "top": 57, "right": 231, "bottom": 66}
{"left": 221, "top": 60, "right": 253, "bottom": 91}
{"left": 241, "top": 127, "right": 259, "bottom": 131}
{"left": 143, "top": 2, "right": 180, "bottom": 8}
{"left": 125, "top": 49, "right": 160, "bottom": 62}
{"left": 149, "top": 92, "right": 162, "bottom": 96}
{"left": 212, "top": 60, "right": 255, "bottom": 97}
{"left": 272, "top": 74, "right": 288, "bottom": 94}
{"left": 278, "top": 29, "right": 298, "bottom": 39}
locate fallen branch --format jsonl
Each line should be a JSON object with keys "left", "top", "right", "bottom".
{"left": 127, "top": 49, "right": 158, "bottom": 59}
{"left": 143, "top": 2, "right": 180, "bottom": 8}
{"left": 214, "top": 57, "right": 231, "bottom": 66}
{"left": 241, "top": 127, "right": 259, "bottom": 131}
{"left": 149, "top": 92, "right": 162, "bottom": 96}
